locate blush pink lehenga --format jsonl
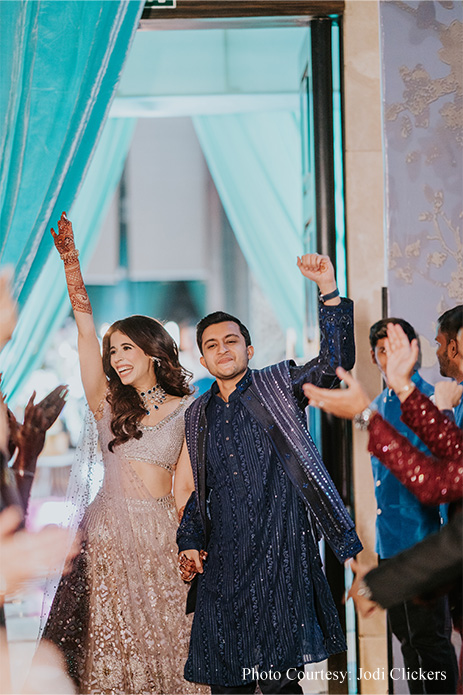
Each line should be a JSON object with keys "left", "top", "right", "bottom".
{"left": 42, "top": 395, "right": 205, "bottom": 694}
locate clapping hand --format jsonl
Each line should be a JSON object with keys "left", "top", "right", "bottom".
{"left": 384, "top": 323, "right": 419, "bottom": 395}
{"left": 10, "top": 385, "right": 68, "bottom": 473}
{"left": 303, "top": 367, "right": 370, "bottom": 419}
{"left": 434, "top": 381, "right": 463, "bottom": 412}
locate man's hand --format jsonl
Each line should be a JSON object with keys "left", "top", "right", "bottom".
{"left": 51, "top": 212, "right": 76, "bottom": 256}
{"left": 178, "top": 549, "right": 207, "bottom": 582}
{"left": 385, "top": 323, "right": 418, "bottom": 397}
{"left": 303, "top": 367, "right": 370, "bottom": 419}
{"left": 297, "top": 254, "right": 337, "bottom": 296}
{"left": 434, "top": 380, "right": 463, "bottom": 411}
{"left": 347, "top": 559, "right": 380, "bottom": 618}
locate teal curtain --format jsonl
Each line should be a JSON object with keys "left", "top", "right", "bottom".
{"left": 193, "top": 112, "right": 304, "bottom": 341}
{"left": 0, "top": 118, "right": 136, "bottom": 402}
{"left": 0, "top": 0, "right": 144, "bottom": 306}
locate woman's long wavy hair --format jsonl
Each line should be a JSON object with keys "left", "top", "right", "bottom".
{"left": 102, "top": 316, "right": 193, "bottom": 452}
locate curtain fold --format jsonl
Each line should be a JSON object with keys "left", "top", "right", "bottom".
{"left": 0, "top": 0, "right": 144, "bottom": 306}
{"left": 193, "top": 112, "right": 304, "bottom": 341}
{"left": 0, "top": 118, "right": 136, "bottom": 402}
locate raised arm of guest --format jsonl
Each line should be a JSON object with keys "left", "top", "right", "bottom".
{"left": 51, "top": 213, "right": 107, "bottom": 413}
{"left": 291, "top": 254, "right": 355, "bottom": 407}
{"left": 303, "top": 368, "right": 462, "bottom": 505}
{"left": 9, "top": 386, "right": 68, "bottom": 513}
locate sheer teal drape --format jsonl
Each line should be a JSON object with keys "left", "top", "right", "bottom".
{"left": 193, "top": 112, "right": 304, "bottom": 341}
{"left": 0, "top": 0, "right": 144, "bottom": 306}
{"left": 0, "top": 118, "right": 136, "bottom": 402}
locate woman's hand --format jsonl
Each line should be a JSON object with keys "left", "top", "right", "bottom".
{"left": 51, "top": 212, "right": 76, "bottom": 256}
{"left": 11, "top": 385, "right": 68, "bottom": 472}
{"left": 178, "top": 549, "right": 207, "bottom": 582}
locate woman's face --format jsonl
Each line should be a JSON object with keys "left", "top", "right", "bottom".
{"left": 109, "top": 330, "right": 154, "bottom": 389}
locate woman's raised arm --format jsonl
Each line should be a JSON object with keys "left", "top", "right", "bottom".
{"left": 51, "top": 212, "right": 107, "bottom": 412}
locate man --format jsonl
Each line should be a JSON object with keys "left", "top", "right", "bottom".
{"left": 436, "top": 305, "right": 463, "bottom": 426}
{"left": 177, "top": 254, "right": 362, "bottom": 694}
{"left": 364, "top": 318, "right": 457, "bottom": 694}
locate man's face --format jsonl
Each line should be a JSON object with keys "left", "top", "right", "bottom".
{"left": 370, "top": 337, "right": 388, "bottom": 382}
{"left": 436, "top": 330, "right": 450, "bottom": 377}
{"left": 435, "top": 329, "right": 461, "bottom": 379}
{"left": 199, "top": 321, "right": 254, "bottom": 380}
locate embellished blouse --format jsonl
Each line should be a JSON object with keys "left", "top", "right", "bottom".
{"left": 368, "top": 388, "right": 463, "bottom": 505}
{"left": 96, "top": 395, "right": 193, "bottom": 474}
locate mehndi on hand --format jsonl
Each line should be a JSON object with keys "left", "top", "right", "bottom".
{"left": 51, "top": 211, "right": 77, "bottom": 258}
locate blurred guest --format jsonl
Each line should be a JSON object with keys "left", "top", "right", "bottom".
{"left": 0, "top": 506, "right": 78, "bottom": 604}
{"left": 304, "top": 320, "right": 459, "bottom": 695}
{"left": 0, "top": 505, "right": 78, "bottom": 695}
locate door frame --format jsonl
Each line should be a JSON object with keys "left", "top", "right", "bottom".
{"left": 140, "top": 0, "right": 344, "bottom": 30}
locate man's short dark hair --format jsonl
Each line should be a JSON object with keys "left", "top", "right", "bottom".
{"left": 437, "top": 305, "right": 463, "bottom": 344}
{"left": 196, "top": 311, "right": 251, "bottom": 354}
{"left": 369, "top": 317, "right": 418, "bottom": 349}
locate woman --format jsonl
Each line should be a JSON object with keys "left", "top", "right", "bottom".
{"left": 42, "top": 213, "right": 204, "bottom": 694}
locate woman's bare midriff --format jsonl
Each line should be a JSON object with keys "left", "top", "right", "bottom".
{"left": 129, "top": 458, "right": 173, "bottom": 498}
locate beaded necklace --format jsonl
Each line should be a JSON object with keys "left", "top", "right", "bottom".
{"left": 139, "top": 384, "right": 167, "bottom": 415}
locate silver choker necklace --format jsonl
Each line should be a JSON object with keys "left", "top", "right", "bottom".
{"left": 139, "top": 384, "right": 167, "bottom": 414}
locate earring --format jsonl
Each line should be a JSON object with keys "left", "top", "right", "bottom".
{"left": 152, "top": 356, "right": 161, "bottom": 367}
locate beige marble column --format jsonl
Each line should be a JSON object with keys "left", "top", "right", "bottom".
{"left": 343, "top": 2, "right": 388, "bottom": 692}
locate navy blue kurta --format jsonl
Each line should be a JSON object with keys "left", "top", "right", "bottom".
{"left": 183, "top": 370, "right": 346, "bottom": 686}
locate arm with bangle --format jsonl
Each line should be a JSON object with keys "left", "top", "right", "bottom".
{"left": 51, "top": 213, "right": 107, "bottom": 414}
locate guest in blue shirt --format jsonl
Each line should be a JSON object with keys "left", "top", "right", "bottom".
{"left": 176, "top": 254, "right": 362, "bottom": 694}
{"left": 368, "top": 317, "right": 457, "bottom": 695}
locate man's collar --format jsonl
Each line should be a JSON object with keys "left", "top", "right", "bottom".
{"left": 211, "top": 368, "right": 252, "bottom": 401}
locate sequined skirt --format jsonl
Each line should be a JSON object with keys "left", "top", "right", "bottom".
{"left": 43, "top": 491, "right": 206, "bottom": 694}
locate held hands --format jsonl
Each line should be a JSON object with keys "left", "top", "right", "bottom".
{"left": 297, "top": 254, "right": 336, "bottom": 295}
{"left": 51, "top": 212, "right": 76, "bottom": 256}
{"left": 303, "top": 367, "right": 370, "bottom": 419}
{"left": 178, "top": 549, "right": 208, "bottom": 582}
